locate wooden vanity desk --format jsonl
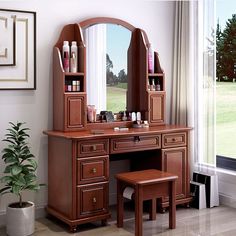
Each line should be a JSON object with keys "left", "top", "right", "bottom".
{"left": 45, "top": 17, "right": 192, "bottom": 232}
{"left": 44, "top": 125, "right": 192, "bottom": 231}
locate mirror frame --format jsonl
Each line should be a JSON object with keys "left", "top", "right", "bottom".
{"left": 79, "top": 17, "right": 151, "bottom": 128}
{"left": 79, "top": 17, "right": 149, "bottom": 44}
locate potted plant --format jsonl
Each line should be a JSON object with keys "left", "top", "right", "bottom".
{"left": 0, "top": 122, "right": 43, "bottom": 236}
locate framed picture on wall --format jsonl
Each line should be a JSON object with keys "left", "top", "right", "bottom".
{"left": 0, "top": 9, "right": 36, "bottom": 90}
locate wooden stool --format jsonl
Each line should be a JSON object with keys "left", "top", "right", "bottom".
{"left": 115, "top": 169, "right": 178, "bottom": 236}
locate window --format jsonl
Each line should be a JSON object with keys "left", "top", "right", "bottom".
{"left": 216, "top": 0, "right": 236, "bottom": 170}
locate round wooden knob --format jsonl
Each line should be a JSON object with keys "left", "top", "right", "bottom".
{"left": 172, "top": 138, "right": 176, "bottom": 142}
{"left": 92, "top": 197, "right": 97, "bottom": 203}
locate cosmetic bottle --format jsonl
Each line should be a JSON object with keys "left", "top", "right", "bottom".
{"left": 62, "top": 41, "right": 70, "bottom": 72}
{"left": 70, "top": 52, "right": 76, "bottom": 73}
{"left": 148, "top": 43, "right": 154, "bottom": 73}
{"left": 156, "top": 78, "right": 161, "bottom": 91}
{"left": 70, "top": 41, "right": 78, "bottom": 72}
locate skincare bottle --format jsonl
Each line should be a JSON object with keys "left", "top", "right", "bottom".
{"left": 70, "top": 41, "right": 78, "bottom": 72}
{"left": 148, "top": 43, "right": 154, "bottom": 73}
{"left": 151, "top": 78, "right": 155, "bottom": 91}
{"left": 70, "top": 52, "right": 76, "bottom": 73}
{"left": 156, "top": 78, "right": 161, "bottom": 91}
{"left": 62, "top": 41, "right": 70, "bottom": 72}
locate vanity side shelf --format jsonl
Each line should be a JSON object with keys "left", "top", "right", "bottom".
{"left": 53, "top": 24, "right": 87, "bottom": 131}
{"left": 127, "top": 29, "right": 166, "bottom": 125}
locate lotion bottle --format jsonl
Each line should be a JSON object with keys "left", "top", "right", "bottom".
{"left": 70, "top": 41, "right": 78, "bottom": 72}
{"left": 62, "top": 41, "right": 70, "bottom": 72}
{"left": 148, "top": 43, "right": 154, "bottom": 73}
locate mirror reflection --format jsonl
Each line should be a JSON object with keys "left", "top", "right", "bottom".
{"left": 83, "top": 24, "right": 131, "bottom": 114}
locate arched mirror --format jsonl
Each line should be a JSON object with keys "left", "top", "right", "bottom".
{"left": 81, "top": 18, "right": 133, "bottom": 114}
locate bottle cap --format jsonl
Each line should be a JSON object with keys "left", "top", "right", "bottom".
{"left": 63, "top": 41, "right": 69, "bottom": 45}
{"left": 72, "top": 41, "right": 77, "bottom": 46}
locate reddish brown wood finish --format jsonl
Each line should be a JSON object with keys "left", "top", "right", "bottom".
{"left": 148, "top": 92, "right": 166, "bottom": 125}
{"left": 77, "top": 155, "right": 109, "bottom": 184}
{"left": 77, "top": 182, "right": 109, "bottom": 218}
{"left": 53, "top": 24, "right": 86, "bottom": 132}
{"left": 49, "top": 17, "right": 192, "bottom": 232}
{"left": 162, "top": 132, "right": 187, "bottom": 148}
{"left": 65, "top": 94, "right": 86, "bottom": 130}
{"left": 77, "top": 139, "right": 109, "bottom": 157}
{"left": 110, "top": 134, "right": 161, "bottom": 154}
{"left": 45, "top": 126, "right": 192, "bottom": 231}
{"left": 116, "top": 169, "right": 178, "bottom": 236}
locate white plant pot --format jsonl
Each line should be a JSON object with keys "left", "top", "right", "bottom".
{"left": 6, "top": 201, "right": 35, "bottom": 236}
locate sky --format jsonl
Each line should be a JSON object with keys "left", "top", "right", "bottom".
{"left": 216, "top": 0, "right": 236, "bottom": 30}
{"left": 105, "top": 0, "right": 236, "bottom": 76}
{"left": 106, "top": 24, "right": 131, "bottom": 76}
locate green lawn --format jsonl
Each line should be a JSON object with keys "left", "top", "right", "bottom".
{"left": 107, "top": 84, "right": 127, "bottom": 113}
{"left": 216, "top": 82, "right": 236, "bottom": 158}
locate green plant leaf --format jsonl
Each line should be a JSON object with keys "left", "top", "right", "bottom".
{"left": 28, "top": 159, "right": 37, "bottom": 170}
{"left": 12, "top": 185, "right": 21, "bottom": 195}
{"left": 26, "top": 184, "right": 40, "bottom": 191}
{"left": 15, "top": 175, "right": 26, "bottom": 186}
{"left": 1, "top": 122, "right": 43, "bottom": 201}
{"left": 0, "top": 186, "right": 11, "bottom": 194}
{"left": 0, "top": 176, "right": 13, "bottom": 184}
{"left": 24, "top": 173, "right": 37, "bottom": 183}
{"left": 4, "top": 165, "right": 14, "bottom": 173}
{"left": 11, "top": 165, "right": 22, "bottom": 175}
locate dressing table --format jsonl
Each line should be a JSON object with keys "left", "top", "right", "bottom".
{"left": 44, "top": 17, "right": 192, "bottom": 232}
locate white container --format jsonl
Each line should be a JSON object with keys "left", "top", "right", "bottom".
{"left": 70, "top": 41, "right": 78, "bottom": 72}
{"left": 6, "top": 201, "right": 35, "bottom": 236}
{"left": 62, "top": 41, "right": 70, "bottom": 72}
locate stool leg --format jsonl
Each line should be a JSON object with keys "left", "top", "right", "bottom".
{"left": 135, "top": 185, "right": 143, "bottom": 236}
{"left": 149, "top": 198, "right": 156, "bottom": 220}
{"left": 117, "top": 180, "right": 124, "bottom": 228}
{"left": 169, "top": 180, "right": 176, "bottom": 229}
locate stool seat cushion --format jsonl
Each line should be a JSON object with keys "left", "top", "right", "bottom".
{"left": 115, "top": 169, "right": 178, "bottom": 186}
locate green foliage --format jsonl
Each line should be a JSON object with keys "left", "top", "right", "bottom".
{"left": 0, "top": 122, "right": 43, "bottom": 207}
{"left": 217, "top": 15, "right": 236, "bottom": 81}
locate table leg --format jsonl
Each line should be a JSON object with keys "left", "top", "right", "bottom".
{"left": 169, "top": 180, "right": 176, "bottom": 229}
{"left": 149, "top": 198, "right": 156, "bottom": 220}
{"left": 117, "top": 180, "right": 124, "bottom": 228}
{"left": 135, "top": 185, "right": 143, "bottom": 236}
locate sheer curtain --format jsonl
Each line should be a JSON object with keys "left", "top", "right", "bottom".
{"left": 170, "top": 0, "right": 216, "bottom": 172}
{"left": 84, "top": 24, "right": 107, "bottom": 113}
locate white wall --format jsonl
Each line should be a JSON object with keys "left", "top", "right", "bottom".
{"left": 0, "top": 0, "right": 175, "bottom": 224}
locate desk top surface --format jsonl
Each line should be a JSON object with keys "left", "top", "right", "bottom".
{"left": 43, "top": 125, "right": 192, "bottom": 140}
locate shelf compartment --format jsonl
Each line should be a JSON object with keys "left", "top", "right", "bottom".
{"left": 65, "top": 75, "right": 84, "bottom": 92}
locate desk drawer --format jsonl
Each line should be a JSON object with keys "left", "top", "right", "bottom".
{"left": 162, "top": 132, "right": 187, "bottom": 148}
{"left": 77, "top": 139, "right": 109, "bottom": 157}
{"left": 77, "top": 183, "right": 108, "bottom": 218}
{"left": 77, "top": 156, "right": 109, "bottom": 184}
{"left": 110, "top": 135, "right": 161, "bottom": 154}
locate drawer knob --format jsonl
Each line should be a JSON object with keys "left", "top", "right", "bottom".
{"left": 92, "top": 168, "right": 97, "bottom": 173}
{"left": 172, "top": 138, "right": 176, "bottom": 142}
{"left": 91, "top": 145, "right": 97, "bottom": 151}
{"left": 134, "top": 136, "right": 140, "bottom": 143}
{"left": 92, "top": 197, "right": 97, "bottom": 203}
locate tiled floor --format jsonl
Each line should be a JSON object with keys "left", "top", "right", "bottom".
{"left": 1, "top": 205, "right": 236, "bottom": 235}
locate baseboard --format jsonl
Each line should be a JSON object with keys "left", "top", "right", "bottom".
{"left": 0, "top": 205, "right": 47, "bottom": 227}
{"left": 219, "top": 193, "right": 236, "bottom": 208}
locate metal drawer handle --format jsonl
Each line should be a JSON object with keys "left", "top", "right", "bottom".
{"left": 134, "top": 136, "right": 140, "bottom": 143}
{"left": 92, "top": 168, "right": 97, "bottom": 173}
{"left": 92, "top": 197, "right": 97, "bottom": 203}
{"left": 91, "top": 145, "right": 97, "bottom": 151}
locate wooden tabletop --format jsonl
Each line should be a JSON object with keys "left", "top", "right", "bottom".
{"left": 43, "top": 125, "right": 192, "bottom": 140}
